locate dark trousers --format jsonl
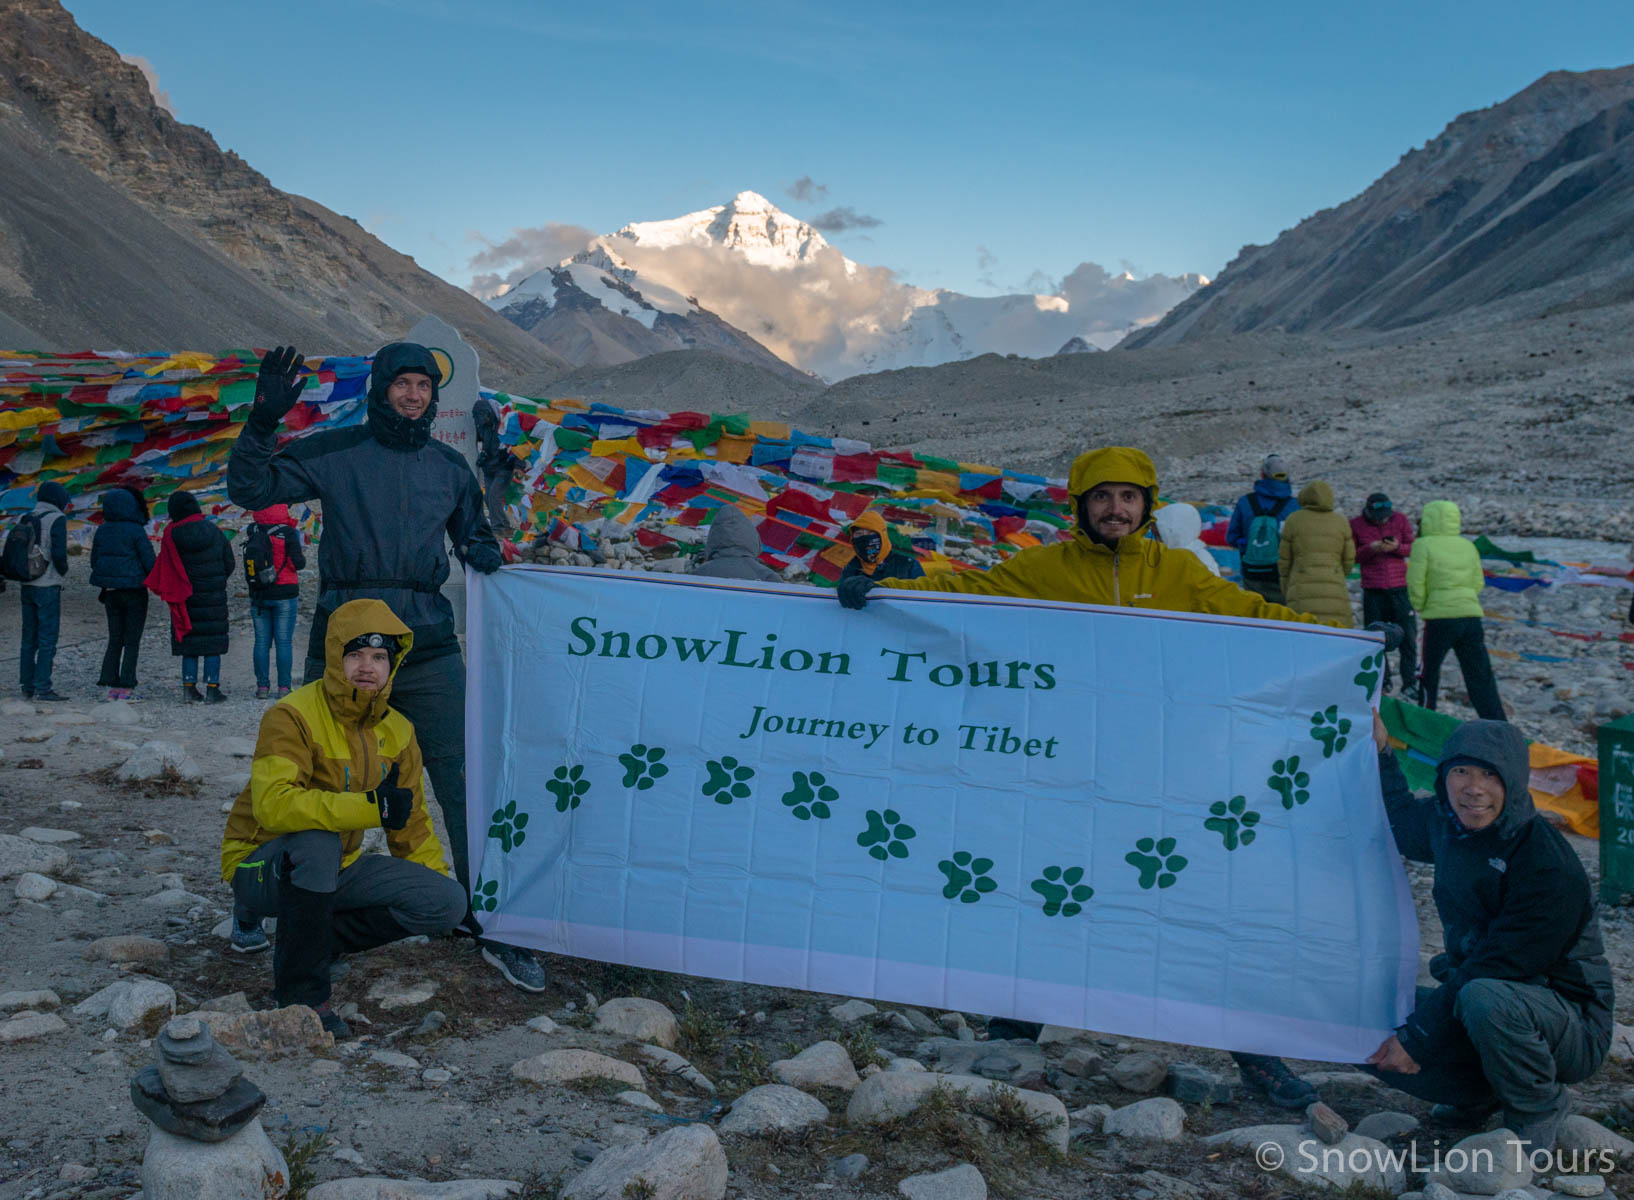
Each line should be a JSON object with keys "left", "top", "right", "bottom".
{"left": 1362, "top": 587, "right": 1418, "bottom": 691}
{"left": 1241, "top": 573, "right": 1285, "bottom": 606}
{"left": 230, "top": 830, "right": 467, "bottom": 1008}
{"left": 1422, "top": 616, "right": 1505, "bottom": 720}
{"left": 306, "top": 643, "right": 471, "bottom": 892}
{"left": 1365, "top": 981, "right": 1599, "bottom": 1133}
{"left": 98, "top": 588, "right": 148, "bottom": 689}
{"left": 19, "top": 586, "right": 61, "bottom": 693}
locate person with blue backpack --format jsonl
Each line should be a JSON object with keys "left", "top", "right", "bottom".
{"left": 1226, "top": 454, "right": 1301, "bottom": 605}
{"left": 5, "top": 481, "right": 72, "bottom": 700}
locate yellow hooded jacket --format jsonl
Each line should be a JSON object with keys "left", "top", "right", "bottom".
{"left": 220, "top": 598, "right": 449, "bottom": 881}
{"left": 877, "top": 446, "right": 1329, "bottom": 625}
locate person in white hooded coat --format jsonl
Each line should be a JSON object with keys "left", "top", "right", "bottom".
{"left": 1152, "top": 502, "right": 1221, "bottom": 577}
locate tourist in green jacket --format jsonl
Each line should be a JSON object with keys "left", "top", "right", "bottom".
{"left": 1406, "top": 501, "right": 1504, "bottom": 720}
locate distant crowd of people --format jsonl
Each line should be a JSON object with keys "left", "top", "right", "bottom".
{"left": 1, "top": 345, "right": 1611, "bottom": 1158}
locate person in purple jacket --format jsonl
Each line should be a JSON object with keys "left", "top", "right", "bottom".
{"left": 1351, "top": 492, "right": 1419, "bottom": 700}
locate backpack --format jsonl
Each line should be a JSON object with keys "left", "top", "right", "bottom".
{"left": 1241, "top": 495, "right": 1288, "bottom": 572}
{"left": 242, "top": 523, "right": 277, "bottom": 591}
{"left": 0, "top": 512, "right": 48, "bottom": 582}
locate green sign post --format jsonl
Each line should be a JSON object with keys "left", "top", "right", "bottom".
{"left": 1599, "top": 714, "right": 1634, "bottom": 904}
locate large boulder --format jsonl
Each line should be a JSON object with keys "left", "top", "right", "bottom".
{"left": 771, "top": 1041, "right": 861, "bottom": 1092}
{"left": 511, "top": 1049, "right": 643, "bottom": 1090}
{"left": 0, "top": 833, "right": 69, "bottom": 880}
{"left": 139, "top": 1119, "right": 287, "bottom": 1200}
{"left": 718, "top": 1084, "right": 828, "bottom": 1135}
{"left": 845, "top": 1072, "right": 1068, "bottom": 1152}
{"left": 561, "top": 1124, "right": 727, "bottom": 1200}
{"left": 188, "top": 1006, "right": 334, "bottom": 1055}
{"left": 74, "top": 978, "right": 176, "bottom": 1032}
{"left": 1420, "top": 1129, "right": 1531, "bottom": 1195}
{"left": 594, "top": 997, "right": 679, "bottom": 1048}
{"left": 898, "top": 1163, "right": 986, "bottom": 1200}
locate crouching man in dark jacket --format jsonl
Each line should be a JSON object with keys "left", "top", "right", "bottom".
{"left": 1364, "top": 714, "right": 1614, "bottom": 1155}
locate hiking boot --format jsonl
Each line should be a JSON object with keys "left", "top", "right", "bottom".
{"left": 1429, "top": 1099, "right": 1502, "bottom": 1127}
{"left": 183, "top": 684, "right": 204, "bottom": 703}
{"left": 20, "top": 688, "right": 33, "bottom": 701}
{"left": 481, "top": 942, "right": 549, "bottom": 993}
{"left": 230, "top": 920, "right": 271, "bottom": 955}
{"left": 1235, "top": 1053, "right": 1318, "bottom": 1109}
{"left": 35, "top": 690, "right": 70, "bottom": 702}
{"left": 255, "top": 685, "right": 270, "bottom": 700}
{"left": 312, "top": 1002, "right": 351, "bottom": 1040}
{"left": 205, "top": 685, "right": 228, "bottom": 704}
{"left": 1401, "top": 682, "right": 1424, "bottom": 705}
{"left": 277, "top": 686, "right": 292, "bottom": 698}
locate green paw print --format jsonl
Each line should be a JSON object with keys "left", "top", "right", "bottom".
{"left": 1030, "top": 865, "right": 1094, "bottom": 916}
{"left": 472, "top": 877, "right": 499, "bottom": 912}
{"left": 487, "top": 799, "right": 530, "bottom": 851}
{"left": 781, "top": 770, "right": 838, "bottom": 820}
{"left": 547, "top": 764, "right": 590, "bottom": 812}
{"left": 1125, "top": 837, "right": 1188, "bottom": 890}
{"left": 618, "top": 743, "right": 669, "bottom": 790}
{"left": 1309, "top": 706, "right": 1352, "bottom": 757}
{"left": 1267, "top": 756, "right": 1311, "bottom": 810}
{"left": 702, "top": 756, "right": 754, "bottom": 804}
{"left": 1354, "top": 650, "right": 1385, "bottom": 700}
{"left": 938, "top": 851, "right": 997, "bottom": 903}
{"left": 1205, "top": 795, "right": 1260, "bottom": 850}
{"left": 857, "top": 808, "right": 916, "bottom": 860}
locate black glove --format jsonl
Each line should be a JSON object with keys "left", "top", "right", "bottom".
{"left": 248, "top": 345, "right": 309, "bottom": 434}
{"left": 466, "top": 543, "right": 503, "bottom": 575}
{"left": 366, "top": 763, "right": 412, "bottom": 831}
{"left": 838, "top": 575, "right": 876, "bottom": 610}
{"left": 1365, "top": 621, "right": 1405, "bottom": 652}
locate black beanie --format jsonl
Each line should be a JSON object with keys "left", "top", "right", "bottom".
{"left": 37, "top": 481, "right": 69, "bottom": 511}
{"left": 167, "top": 490, "right": 202, "bottom": 521}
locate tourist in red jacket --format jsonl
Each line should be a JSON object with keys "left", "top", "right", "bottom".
{"left": 1351, "top": 492, "right": 1418, "bottom": 700}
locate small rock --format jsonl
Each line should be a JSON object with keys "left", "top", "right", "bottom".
{"left": 886, "top": 1057, "right": 926, "bottom": 1073}
{"left": 116, "top": 740, "right": 202, "bottom": 782}
{"left": 1166, "top": 1061, "right": 1234, "bottom": 1104}
{"left": 1353, "top": 1111, "right": 1420, "bottom": 1141}
{"left": 616, "top": 1090, "right": 662, "bottom": 1112}
{"left": 572, "top": 1141, "right": 600, "bottom": 1163}
{"left": 511, "top": 1049, "right": 643, "bottom": 1090}
{"left": 0, "top": 989, "right": 61, "bottom": 1011}
{"left": 0, "top": 700, "right": 36, "bottom": 716}
{"left": 131, "top": 1067, "right": 267, "bottom": 1142}
{"left": 846, "top": 1072, "right": 1069, "bottom": 1152}
{"left": 594, "top": 996, "right": 679, "bottom": 1048}
{"left": 829, "top": 1153, "right": 869, "bottom": 1179}
{"left": 561, "top": 1123, "right": 727, "bottom": 1200}
{"left": 0, "top": 1011, "right": 68, "bottom": 1043}
{"left": 412, "top": 1010, "right": 447, "bottom": 1038}
{"left": 1307, "top": 1101, "right": 1348, "bottom": 1146}
{"left": 188, "top": 1005, "right": 334, "bottom": 1054}
{"left": 1556, "top": 1115, "right": 1634, "bottom": 1157}
{"left": 200, "top": 992, "right": 254, "bottom": 1016}
{"left": 719, "top": 1084, "right": 829, "bottom": 1135}
{"left": 158, "top": 1020, "right": 243, "bottom": 1102}
{"left": 525, "top": 1014, "right": 559, "bottom": 1034}
{"left": 1070, "top": 1103, "right": 1113, "bottom": 1131}
{"left": 74, "top": 978, "right": 176, "bottom": 1031}
{"left": 12, "top": 872, "right": 57, "bottom": 901}
{"left": 219, "top": 737, "right": 256, "bottom": 758}
{"left": 422, "top": 1068, "right": 454, "bottom": 1084}
{"left": 829, "top": 998, "right": 877, "bottom": 1024}
{"left": 938, "top": 1012, "right": 967, "bottom": 1032}
{"left": 898, "top": 1163, "right": 986, "bottom": 1200}
{"left": 1551, "top": 1176, "right": 1607, "bottom": 1197}
{"left": 771, "top": 1040, "right": 861, "bottom": 1092}
{"left": 896, "top": 1007, "right": 942, "bottom": 1035}
{"left": 1109, "top": 1051, "right": 1168, "bottom": 1093}
{"left": 919, "top": 1035, "right": 1046, "bottom": 1088}
{"left": 1103, "top": 1096, "right": 1186, "bottom": 1141}
{"left": 636, "top": 1045, "right": 715, "bottom": 1093}
{"left": 82, "top": 934, "right": 168, "bottom": 964}
{"left": 1063, "top": 1047, "right": 1104, "bottom": 1077}
{"left": 139, "top": 1118, "right": 286, "bottom": 1200}
{"left": 1036, "top": 1024, "right": 1091, "bottom": 1045}
{"left": 332, "top": 1147, "right": 366, "bottom": 1166}
{"left": 144, "top": 888, "right": 209, "bottom": 910}
{"left": 58, "top": 1163, "right": 96, "bottom": 1182}
{"left": 19, "top": 826, "right": 79, "bottom": 844}
{"left": 1420, "top": 1129, "right": 1532, "bottom": 1195}
{"left": 365, "top": 977, "right": 437, "bottom": 1010}
{"left": 0, "top": 833, "right": 70, "bottom": 880}
{"left": 369, "top": 1049, "right": 421, "bottom": 1070}
{"left": 884, "top": 1011, "right": 915, "bottom": 1032}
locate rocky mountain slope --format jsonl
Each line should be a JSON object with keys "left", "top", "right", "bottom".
{"left": 487, "top": 191, "right": 1205, "bottom": 381}
{"left": 1127, "top": 66, "right": 1634, "bottom": 348}
{"left": 0, "top": 0, "right": 568, "bottom": 391}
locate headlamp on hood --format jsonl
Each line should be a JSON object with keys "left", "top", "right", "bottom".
{"left": 343, "top": 632, "right": 401, "bottom": 660}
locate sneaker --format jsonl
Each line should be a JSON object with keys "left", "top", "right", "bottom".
{"left": 35, "top": 690, "right": 70, "bottom": 702}
{"left": 277, "top": 686, "right": 292, "bottom": 698}
{"left": 1401, "top": 682, "right": 1424, "bottom": 705}
{"left": 183, "top": 684, "right": 204, "bottom": 703}
{"left": 1235, "top": 1053, "right": 1318, "bottom": 1109}
{"left": 312, "top": 1002, "right": 351, "bottom": 1040}
{"left": 205, "top": 686, "right": 228, "bottom": 704}
{"left": 481, "top": 942, "right": 549, "bottom": 993}
{"left": 255, "top": 686, "right": 270, "bottom": 700}
{"left": 125, "top": 689, "right": 145, "bottom": 703}
{"left": 230, "top": 921, "right": 270, "bottom": 955}
{"left": 1429, "top": 1099, "right": 1502, "bottom": 1127}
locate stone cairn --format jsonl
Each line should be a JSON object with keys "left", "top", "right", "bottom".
{"left": 132, "top": 1016, "right": 289, "bottom": 1198}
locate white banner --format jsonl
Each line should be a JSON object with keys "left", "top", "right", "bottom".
{"left": 467, "top": 567, "right": 1418, "bottom": 1061}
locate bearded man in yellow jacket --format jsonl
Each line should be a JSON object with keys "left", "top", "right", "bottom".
{"left": 838, "top": 445, "right": 1337, "bottom": 1108}
{"left": 220, "top": 598, "right": 468, "bottom": 1038}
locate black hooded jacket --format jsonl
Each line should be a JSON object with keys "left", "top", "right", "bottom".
{"left": 89, "top": 486, "right": 154, "bottom": 590}
{"left": 1380, "top": 721, "right": 1614, "bottom": 1064}
{"left": 226, "top": 343, "right": 500, "bottom": 657}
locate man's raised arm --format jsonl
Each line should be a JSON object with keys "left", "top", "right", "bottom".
{"left": 227, "top": 346, "right": 320, "bottom": 511}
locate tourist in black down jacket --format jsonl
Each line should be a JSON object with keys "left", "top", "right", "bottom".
{"left": 146, "top": 491, "right": 234, "bottom": 703}
{"left": 89, "top": 487, "right": 155, "bottom": 699}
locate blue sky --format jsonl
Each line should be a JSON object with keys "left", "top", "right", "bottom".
{"left": 67, "top": 0, "right": 1634, "bottom": 295}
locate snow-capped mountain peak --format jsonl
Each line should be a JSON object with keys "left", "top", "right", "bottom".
{"left": 609, "top": 190, "right": 841, "bottom": 271}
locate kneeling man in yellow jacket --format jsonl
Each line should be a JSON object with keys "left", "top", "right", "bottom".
{"left": 220, "top": 598, "right": 468, "bottom": 1038}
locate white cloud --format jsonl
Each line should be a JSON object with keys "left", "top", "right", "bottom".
{"left": 465, "top": 223, "right": 597, "bottom": 299}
